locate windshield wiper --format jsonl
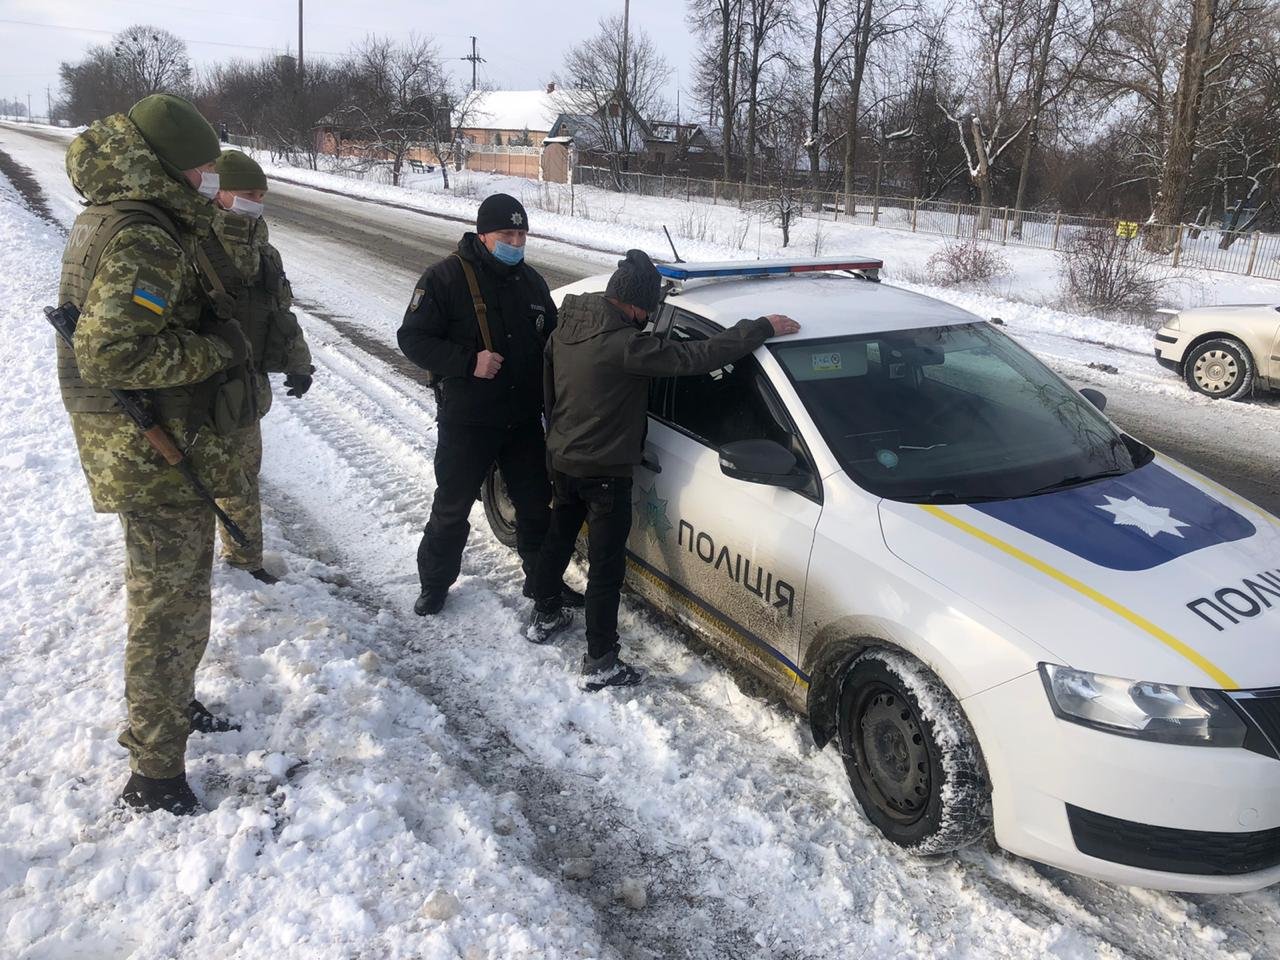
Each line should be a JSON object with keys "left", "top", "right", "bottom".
{"left": 898, "top": 490, "right": 1009, "bottom": 504}
{"left": 1023, "top": 469, "right": 1130, "bottom": 497}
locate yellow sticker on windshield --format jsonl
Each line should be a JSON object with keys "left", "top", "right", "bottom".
{"left": 811, "top": 352, "right": 842, "bottom": 373}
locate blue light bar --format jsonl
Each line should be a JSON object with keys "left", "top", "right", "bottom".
{"left": 655, "top": 256, "right": 883, "bottom": 281}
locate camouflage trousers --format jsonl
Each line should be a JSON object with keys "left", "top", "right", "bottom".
{"left": 215, "top": 423, "right": 263, "bottom": 570}
{"left": 117, "top": 503, "right": 214, "bottom": 778}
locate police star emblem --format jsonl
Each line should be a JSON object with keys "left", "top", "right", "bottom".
{"left": 511, "top": 211, "right": 524, "bottom": 226}
{"left": 1096, "top": 495, "right": 1190, "bottom": 538}
{"left": 634, "top": 483, "right": 673, "bottom": 544}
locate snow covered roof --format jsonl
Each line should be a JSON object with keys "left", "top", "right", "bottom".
{"left": 455, "top": 90, "right": 565, "bottom": 133}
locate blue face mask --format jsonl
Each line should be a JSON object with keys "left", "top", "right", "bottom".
{"left": 493, "top": 240, "right": 525, "bottom": 265}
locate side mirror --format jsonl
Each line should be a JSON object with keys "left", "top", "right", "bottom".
{"left": 718, "top": 439, "right": 807, "bottom": 489}
{"left": 1080, "top": 387, "right": 1107, "bottom": 412}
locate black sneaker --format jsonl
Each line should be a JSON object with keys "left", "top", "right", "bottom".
{"left": 414, "top": 587, "right": 448, "bottom": 616}
{"left": 119, "top": 772, "right": 202, "bottom": 816}
{"left": 525, "top": 605, "right": 573, "bottom": 644}
{"left": 190, "top": 699, "right": 240, "bottom": 734}
{"left": 523, "top": 580, "right": 585, "bottom": 608}
{"left": 248, "top": 567, "right": 279, "bottom": 585}
{"left": 581, "top": 651, "right": 644, "bottom": 692}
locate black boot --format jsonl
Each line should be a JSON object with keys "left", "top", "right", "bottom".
{"left": 190, "top": 699, "right": 240, "bottom": 734}
{"left": 525, "top": 604, "right": 573, "bottom": 644}
{"left": 120, "top": 772, "right": 202, "bottom": 816}
{"left": 248, "top": 568, "right": 279, "bottom": 585}
{"left": 581, "top": 648, "right": 644, "bottom": 692}
{"left": 523, "top": 579, "right": 585, "bottom": 608}
{"left": 414, "top": 586, "right": 448, "bottom": 616}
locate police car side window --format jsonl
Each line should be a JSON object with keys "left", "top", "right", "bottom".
{"left": 663, "top": 319, "right": 794, "bottom": 452}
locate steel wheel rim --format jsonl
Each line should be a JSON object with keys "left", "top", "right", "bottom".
{"left": 495, "top": 474, "right": 516, "bottom": 529}
{"left": 1193, "top": 349, "right": 1239, "bottom": 393}
{"left": 855, "top": 683, "right": 931, "bottom": 823}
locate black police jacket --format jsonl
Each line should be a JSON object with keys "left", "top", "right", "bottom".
{"left": 398, "top": 233, "right": 557, "bottom": 426}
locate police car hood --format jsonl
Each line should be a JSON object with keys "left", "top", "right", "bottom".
{"left": 879, "top": 457, "right": 1280, "bottom": 691}
{"left": 65, "top": 113, "right": 209, "bottom": 230}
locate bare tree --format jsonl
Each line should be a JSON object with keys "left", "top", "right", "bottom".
{"left": 341, "top": 35, "right": 447, "bottom": 186}
{"left": 940, "top": 0, "right": 1035, "bottom": 228}
{"left": 57, "top": 25, "right": 192, "bottom": 124}
{"left": 554, "top": 16, "right": 669, "bottom": 183}
{"left": 741, "top": 0, "right": 794, "bottom": 185}
{"left": 689, "top": 0, "right": 745, "bottom": 179}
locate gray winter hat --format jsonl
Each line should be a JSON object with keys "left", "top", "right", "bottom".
{"left": 605, "top": 249, "right": 662, "bottom": 313}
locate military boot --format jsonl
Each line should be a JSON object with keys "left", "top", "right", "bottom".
{"left": 248, "top": 568, "right": 279, "bottom": 585}
{"left": 120, "top": 772, "right": 202, "bottom": 816}
{"left": 190, "top": 699, "right": 240, "bottom": 734}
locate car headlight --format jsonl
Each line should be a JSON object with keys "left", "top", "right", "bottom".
{"left": 1155, "top": 309, "right": 1181, "bottom": 330}
{"left": 1039, "top": 664, "right": 1246, "bottom": 747}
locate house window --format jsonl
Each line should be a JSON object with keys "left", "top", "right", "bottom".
{"left": 493, "top": 132, "right": 503, "bottom": 146}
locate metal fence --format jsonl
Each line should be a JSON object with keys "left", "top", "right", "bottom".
{"left": 572, "top": 165, "right": 1280, "bottom": 281}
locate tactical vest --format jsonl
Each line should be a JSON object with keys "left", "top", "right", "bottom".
{"left": 197, "top": 225, "right": 288, "bottom": 369}
{"left": 58, "top": 201, "right": 256, "bottom": 435}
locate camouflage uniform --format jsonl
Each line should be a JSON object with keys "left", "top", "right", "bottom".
{"left": 207, "top": 210, "right": 312, "bottom": 570}
{"left": 58, "top": 113, "right": 252, "bottom": 779}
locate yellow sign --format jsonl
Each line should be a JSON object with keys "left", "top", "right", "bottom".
{"left": 1116, "top": 220, "right": 1139, "bottom": 239}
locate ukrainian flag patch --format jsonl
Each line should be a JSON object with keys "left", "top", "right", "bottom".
{"left": 131, "top": 285, "right": 167, "bottom": 315}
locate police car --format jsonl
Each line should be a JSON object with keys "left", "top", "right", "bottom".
{"left": 483, "top": 256, "right": 1280, "bottom": 893}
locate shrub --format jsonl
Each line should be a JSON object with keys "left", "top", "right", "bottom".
{"left": 1060, "top": 227, "right": 1167, "bottom": 313}
{"left": 925, "top": 241, "right": 1009, "bottom": 286}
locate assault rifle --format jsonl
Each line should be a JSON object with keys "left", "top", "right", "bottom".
{"left": 45, "top": 302, "right": 249, "bottom": 548}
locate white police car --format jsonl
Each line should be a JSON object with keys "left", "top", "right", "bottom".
{"left": 484, "top": 256, "right": 1280, "bottom": 892}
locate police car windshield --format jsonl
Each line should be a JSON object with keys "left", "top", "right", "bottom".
{"left": 770, "top": 323, "right": 1152, "bottom": 503}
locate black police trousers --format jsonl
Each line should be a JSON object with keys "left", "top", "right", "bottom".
{"left": 417, "top": 418, "right": 551, "bottom": 592}
{"left": 532, "top": 472, "right": 634, "bottom": 660}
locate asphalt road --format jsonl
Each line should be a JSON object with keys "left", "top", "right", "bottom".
{"left": 5, "top": 122, "right": 1279, "bottom": 515}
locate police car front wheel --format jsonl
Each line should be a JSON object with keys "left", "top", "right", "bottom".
{"left": 482, "top": 466, "right": 518, "bottom": 549}
{"left": 838, "top": 650, "right": 991, "bottom": 855}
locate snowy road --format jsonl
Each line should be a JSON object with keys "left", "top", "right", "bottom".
{"left": 3, "top": 122, "right": 1280, "bottom": 959}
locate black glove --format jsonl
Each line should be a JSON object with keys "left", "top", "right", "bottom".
{"left": 284, "top": 371, "right": 313, "bottom": 398}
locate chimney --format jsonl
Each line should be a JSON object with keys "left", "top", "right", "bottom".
{"left": 546, "top": 81, "right": 556, "bottom": 94}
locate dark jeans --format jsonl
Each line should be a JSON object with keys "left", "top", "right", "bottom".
{"left": 533, "top": 472, "right": 634, "bottom": 659}
{"left": 417, "top": 419, "right": 551, "bottom": 591}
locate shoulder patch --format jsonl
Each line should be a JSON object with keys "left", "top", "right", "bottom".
{"left": 410, "top": 288, "right": 425, "bottom": 311}
{"left": 130, "top": 268, "right": 174, "bottom": 317}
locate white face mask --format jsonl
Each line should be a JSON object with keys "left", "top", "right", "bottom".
{"left": 196, "top": 171, "right": 220, "bottom": 199}
{"left": 230, "top": 195, "right": 265, "bottom": 219}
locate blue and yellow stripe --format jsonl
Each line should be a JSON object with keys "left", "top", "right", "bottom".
{"left": 131, "top": 287, "right": 167, "bottom": 315}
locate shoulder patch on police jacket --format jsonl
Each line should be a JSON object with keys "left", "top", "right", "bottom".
{"left": 410, "top": 287, "right": 426, "bottom": 311}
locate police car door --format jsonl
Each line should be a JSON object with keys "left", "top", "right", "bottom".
{"left": 630, "top": 309, "right": 821, "bottom": 695}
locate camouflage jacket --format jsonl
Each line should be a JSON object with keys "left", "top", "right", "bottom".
{"left": 58, "top": 113, "right": 251, "bottom": 513}
{"left": 208, "top": 211, "right": 313, "bottom": 420}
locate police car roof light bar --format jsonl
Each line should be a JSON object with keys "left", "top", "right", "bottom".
{"left": 655, "top": 256, "right": 884, "bottom": 282}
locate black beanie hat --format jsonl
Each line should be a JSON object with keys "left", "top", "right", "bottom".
{"left": 476, "top": 193, "right": 528, "bottom": 234}
{"left": 605, "top": 249, "right": 662, "bottom": 313}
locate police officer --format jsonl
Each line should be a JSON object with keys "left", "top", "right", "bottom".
{"left": 208, "top": 150, "right": 314, "bottom": 585}
{"left": 58, "top": 95, "right": 254, "bottom": 814}
{"left": 398, "top": 194, "right": 581, "bottom": 615}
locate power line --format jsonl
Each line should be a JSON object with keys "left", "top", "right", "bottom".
{"left": 0, "top": 18, "right": 344, "bottom": 57}
{"left": 461, "top": 36, "right": 485, "bottom": 93}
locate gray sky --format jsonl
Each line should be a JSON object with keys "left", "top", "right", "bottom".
{"left": 0, "top": 0, "right": 701, "bottom": 117}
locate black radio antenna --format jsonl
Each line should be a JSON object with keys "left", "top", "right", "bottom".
{"left": 662, "top": 225, "right": 684, "bottom": 263}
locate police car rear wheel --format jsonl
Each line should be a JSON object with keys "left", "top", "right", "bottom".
{"left": 838, "top": 650, "right": 991, "bottom": 855}
{"left": 1184, "top": 337, "right": 1253, "bottom": 400}
{"left": 482, "top": 466, "right": 518, "bottom": 549}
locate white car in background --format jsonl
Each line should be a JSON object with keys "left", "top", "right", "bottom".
{"left": 1154, "top": 303, "right": 1280, "bottom": 399}
{"left": 484, "top": 257, "right": 1280, "bottom": 892}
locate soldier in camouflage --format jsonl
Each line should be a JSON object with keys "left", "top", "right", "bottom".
{"left": 58, "top": 94, "right": 256, "bottom": 816}
{"left": 207, "top": 150, "right": 314, "bottom": 584}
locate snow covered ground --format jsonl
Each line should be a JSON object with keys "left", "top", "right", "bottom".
{"left": 3, "top": 122, "right": 1280, "bottom": 959}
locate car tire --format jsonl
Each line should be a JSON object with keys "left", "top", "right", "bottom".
{"left": 481, "top": 465, "right": 518, "bottom": 549}
{"left": 837, "top": 649, "right": 991, "bottom": 855}
{"left": 1183, "top": 337, "right": 1254, "bottom": 400}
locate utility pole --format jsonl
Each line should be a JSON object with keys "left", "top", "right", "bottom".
{"left": 297, "top": 0, "right": 305, "bottom": 93}
{"left": 26, "top": 92, "right": 32, "bottom": 124}
{"left": 621, "top": 0, "right": 630, "bottom": 100}
{"left": 45, "top": 86, "right": 51, "bottom": 123}
{"left": 463, "top": 37, "right": 484, "bottom": 92}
